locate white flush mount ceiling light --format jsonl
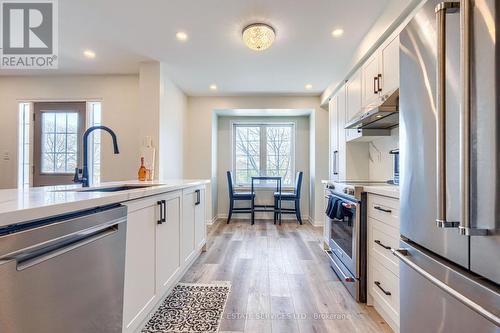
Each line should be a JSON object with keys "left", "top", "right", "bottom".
{"left": 83, "top": 49, "right": 96, "bottom": 58}
{"left": 176, "top": 31, "right": 188, "bottom": 41}
{"left": 209, "top": 84, "right": 217, "bottom": 91}
{"left": 305, "top": 84, "right": 313, "bottom": 90}
{"left": 242, "top": 23, "right": 275, "bottom": 51}
{"left": 331, "top": 28, "right": 344, "bottom": 38}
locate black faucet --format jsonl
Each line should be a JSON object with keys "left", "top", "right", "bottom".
{"left": 74, "top": 126, "right": 119, "bottom": 187}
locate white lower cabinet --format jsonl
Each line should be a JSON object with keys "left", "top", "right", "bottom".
{"left": 122, "top": 186, "right": 206, "bottom": 333}
{"left": 367, "top": 193, "right": 400, "bottom": 333}
{"left": 122, "top": 196, "right": 158, "bottom": 333}
{"left": 156, "top": 191, "right": 181, "bottom": 296}
{"left": 182, "top": 186, "right": 206, "bottom": 265}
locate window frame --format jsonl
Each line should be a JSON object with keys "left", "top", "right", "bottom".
{"left": 231, "top": 121, "right": 296, "bottom": 186}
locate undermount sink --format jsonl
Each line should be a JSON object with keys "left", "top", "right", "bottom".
{"left": 78, "top": 185, "right": 156, "bottom": 192}
{"left": 53, "top": 184, "right": 164, "bottom": 193}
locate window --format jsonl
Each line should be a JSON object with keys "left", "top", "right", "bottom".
{"left": 232, "top": 122, "right": 295, "bottom": 186}
{"left": 18, "top": 103, "right": 31, "bottom": 188}
{"left": 40, "top": 112, "right": 78, "bottom": 173}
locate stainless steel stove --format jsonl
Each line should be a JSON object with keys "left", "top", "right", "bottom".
{"left": 324, "top": 180, "right": 390, "bottom": 302}
{"left": 326, "top": 180, "right": 392, "bottom": 199}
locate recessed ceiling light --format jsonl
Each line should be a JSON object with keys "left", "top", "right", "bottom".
{"left": 209, "top": 84, "right": 217, "bottom": 91}
{"left": 242, "top": 23, "right": 275, "bottom": 51}
{"left": 176, "top": 31, "right": 188, "bottom": 41}
{"left": 83, "top": 49, "right": 96, "bottom": 59}
{"left": 331, "top": 28, "right": 344, "bottom": 38}
{"left": 305, "top": 84, "right": 313, "bottom": 90}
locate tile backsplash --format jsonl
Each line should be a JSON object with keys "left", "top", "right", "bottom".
{"left": 368, "top": 127, "right": 399, "bottom": 181}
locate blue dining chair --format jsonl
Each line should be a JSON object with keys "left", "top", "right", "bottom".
{"left": 273, "top": 171, "right": 303, "bottom": 225}
{"left": 226, "top": 171, "right": 255, "bottom": 224}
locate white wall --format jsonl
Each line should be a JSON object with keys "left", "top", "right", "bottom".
{"left": 184, "top": 96, "right": 328, "bottom": 225}
{"left": 216, "top": 116, "right": 310, "bottom": 220}
{"left": 159, "top": 65, "right": 186, "bottom": 179}
{"left": 0, "top": 75, "right": 140, "bottom": 189}
{"left": 139, "top": 62, "right": 187, "bottom": 180}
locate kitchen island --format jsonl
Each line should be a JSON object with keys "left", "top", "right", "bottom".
{"left": 0, "top": 180, "right": 209, "bottom": 333}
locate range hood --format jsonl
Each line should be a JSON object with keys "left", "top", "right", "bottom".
{"left": 345, "top": 89, "right": 399, "bottom": 130}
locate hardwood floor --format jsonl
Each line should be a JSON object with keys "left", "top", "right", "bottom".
{"left": 180, "top": 219, "right": 392, "bottom": 333}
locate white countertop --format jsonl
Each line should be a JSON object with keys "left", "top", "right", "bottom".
{"left": 0, "top": 179, "right": 210, "bottom": 227}
{"left": 321, "top": 180, "right": 399, "bottom": 199}
{"left": 362, "top": 185, "right": 399, "bottom": 199}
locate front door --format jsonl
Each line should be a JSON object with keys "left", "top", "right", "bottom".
{"left": 33, "top": 102, "right": 86, "bottom": 187}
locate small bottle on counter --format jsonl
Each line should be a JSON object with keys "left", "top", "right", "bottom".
{"left": 138, "top": 157, "right": 147, "bottom": 181}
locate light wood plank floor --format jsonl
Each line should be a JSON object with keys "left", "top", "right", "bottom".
{"left": 180, "top": 219, "right": 392, "bottom": 333}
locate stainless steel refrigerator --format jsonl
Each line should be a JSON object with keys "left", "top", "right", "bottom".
{"left": 398, "top": 0, "right": 500, "bottom": 332}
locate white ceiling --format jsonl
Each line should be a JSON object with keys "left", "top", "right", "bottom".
{"left": 0, "top": 0, "right": 413, "bottom": 96}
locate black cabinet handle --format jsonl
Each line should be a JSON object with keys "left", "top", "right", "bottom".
{"left": 162, "top": 200, "right": 166, "bottom": 223}
{"left": 333, "top": 151, "right": 339, "bottom": 175}
{"left": 157, "top": 201, "right": 163, "bottom": 224}
{"left": 374, "top": 239, "right": 391, "bottom": 250}
{"left": 373, "top": 76, "right": 378, "bottom": 94}
{"left": 157, "top": 200, "right": 166, "bottom": 224}
{"left": 195, "top": 190, "right": 201, "bottom": 205}
{"left": 374, "top": 281, "right": 391, "bottom": 295}
{"left": 377, "top": 73, "right": 382, "bottom": 92}
{"left": 374, "top": 206, "right": 392, "bottom": 213}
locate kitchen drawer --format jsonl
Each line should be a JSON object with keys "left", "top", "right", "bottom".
{"left": 367, "top": 194, "right": 399, "bottom": 229}
{"left": 369, "top": 255, "right": 400, "bottom": 331}
{"left": 368, "top": 217, "right": 399, "bottom": 276}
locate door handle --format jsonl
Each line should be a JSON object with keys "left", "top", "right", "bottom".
{"left": 195, "top": 190, "right": 201, "bottom": 205}
{"left": 435, "top": 2, "right": 460, "bottom": 229}
{"left": 457, "top": 0, "right": 490, "bottom": 236}
{"left": 374, "top": 281, "right": 391, "bottom": 295}
{"left": 373, "top": 76, "right": 378, "bottom": 94}
{"left": 17, "top": 225, "right": 118, "bottom": 271}
{"left": 374, "top": 239, "right": 391, "bottom": 250}
{"left": 377, "top": 73, "right": 382, "bottom": 92}
{"left": 374, "top": 206, "right": 392, "bottom": 213}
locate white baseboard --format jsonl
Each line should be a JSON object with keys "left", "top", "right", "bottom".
{"left": 206, "top": 215, "right": 218, "bottom": 226}
{"left": 307, "top": 218, "right": 324, "bottom": 227}
{"left": 216, "top": 213, "right": 312, "bottom": 222}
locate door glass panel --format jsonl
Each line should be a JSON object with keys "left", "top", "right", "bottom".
{"left": 330, "top": 203, "right": 355, "bottom": 258}
{"left": 41, "top": 112, "right": 79, "bottom": 173}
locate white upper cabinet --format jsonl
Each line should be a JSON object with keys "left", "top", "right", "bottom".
{"left": 362, "top": 54, "right": 381, "bottom": 108}
{"left": 380, "top": 35, "right": 400, "bottom": 97}
{"left": 345, "top": 70, "right": 363, "bottom": 142}
{"left": 336, "top": 86, "right": 347, "bottom": 180}
{"left": 329, "top": 95, "right": 339, "bottom": 181}
{"left": 361, "top": 35, "right": 400, "bottom": 108}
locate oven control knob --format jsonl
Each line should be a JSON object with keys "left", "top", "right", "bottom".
{"left": 343, "top": 188, "right": 348, "bottom": 194}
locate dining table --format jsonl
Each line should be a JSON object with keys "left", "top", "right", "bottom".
{"left": 250, "top": 176, "right": 282, "bottom": 225}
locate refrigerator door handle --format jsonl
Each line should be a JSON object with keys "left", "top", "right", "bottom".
{"left": 392, "top": 247, "right": 500, "bottom": 327}
{"left": 435, "top": 2, "right": 461, "bottom": 229}
{"left": 457, "top": 0, "right": 491, "bottom": 237}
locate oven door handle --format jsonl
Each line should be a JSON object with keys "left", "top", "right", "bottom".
{"left": 328, "top": 252, "right": 355, "bottom": 282}
{"left": 325, "top": 193, "right": 358, "bottom": 206}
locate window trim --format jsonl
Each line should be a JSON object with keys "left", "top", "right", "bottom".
{"left": 231, "top": 121, "right": 296, "bottom": 186}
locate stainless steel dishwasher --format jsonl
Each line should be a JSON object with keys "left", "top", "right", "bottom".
{"left": 0, "top": 204, "right": 127, "bottom": 333}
